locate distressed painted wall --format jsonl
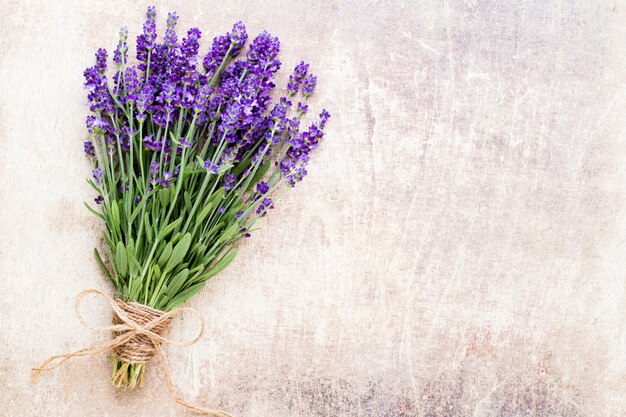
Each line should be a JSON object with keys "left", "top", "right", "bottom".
{"left": 1, "top": 1, "right": 626, "bottom": 416}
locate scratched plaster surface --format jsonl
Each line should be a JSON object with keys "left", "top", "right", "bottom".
{"left": 1, "top": 0, "right": 626, "bottom": 416}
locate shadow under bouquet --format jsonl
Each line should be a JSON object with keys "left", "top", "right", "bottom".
{"left": 35, "top": 6, "right": 329, "bottom": 398}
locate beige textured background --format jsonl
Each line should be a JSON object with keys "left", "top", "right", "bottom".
{"left": 1, "top": 0, "right": 626, "bottom": 416}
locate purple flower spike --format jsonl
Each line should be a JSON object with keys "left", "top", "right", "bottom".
{"left": 123, "top": 66, "right": 139, "bottom": 102}
{"left": 84, "top": 141, "right": 96, "bottom": 158}
{"left": 95, "top": 48, "right": 107, "bottom": 74}
{"left": 204, "top": 159, "right": 219, "bottom": 174}
{"left": 164, "top": 12, "right": 179, "bottom": 48}
{"left": 230, "top": 21, "right": 248, "bottom": 51}
{"left": 94, "top": 195, "right": 104, "bottom": 205}
{"left": 287, "top": 61, "right": 309, "bottom": 95}
{"left": 136, "top": 6, "right": 157, "bottom": 70}
{"left": 319, "top": 109, "right": 330, "bottom": 128}
{"left": 92, "top": 168, "right": 104, "bottom": 185}
{"left": 149, "top": 161, "right": 160, "bottom": 175}
{"left": 256, "top": 181, "right": 269, "bottom": 195}
{"left": 302, "top": 74, "right": 317, "bottom": 97}
{"left": 182, "top": 28, "right": 202, "bottom": 64}
{"left": 223, "top": 173, "right": 236, "bottom": 191}
{"left": 297, "top": 102, "right": 308, "bottom": 114}
{"left": 136, "top": 83, "right": 154, "bottom": 121}
{"left": 256, "top": 197, "right": 274, "bottom": 216}
{"left": 113, "top": 27, "right": 129, "bottom": 66}
{"left": 246, "top": 31, "right": 281, "bottom": 74}
{"left": 159, "top": 171, "right": 174, "bottom": 187}
{"left": 203, "top": 32, "right": 232, "bottom": 77}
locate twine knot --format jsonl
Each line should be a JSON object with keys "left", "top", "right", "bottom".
{"left": 112, "top": 299, "right": 173, "bottom": 364}
{"left": 32, "top": 289, "right": 232, "bottom": 417}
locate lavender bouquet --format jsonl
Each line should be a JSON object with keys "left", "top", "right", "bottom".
{"left": 71, "top": 7, "right": 328, "bottom": 389}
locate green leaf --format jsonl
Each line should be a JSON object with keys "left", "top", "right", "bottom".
{"left": 164, "top": 282, "right": 206, "bottom": 310}
{"left": 218, "top": 223, "right": 239, "bottom": 243}
{"left": 169, "top": 186, "right": 177, "bottom": 204}
{"left": 157, "top": 242, "right": 173, "bottom": 268}
{"left": 85, "top": 178, "right": 101, "bottom": 193}
{"left": 83, "top": 202, "right": 105, "bottom": 220}
{"left": 164, "top": 268, "right": 190, "bottom": 299}
{"left": 130, "top": 198, "right": 146, "bottom": 223}
{"left": 110, "top": 200, "right": 121, "bottom": 237}
{"left": 93, "top": 248, "right": 113, "bottom": 284}
{"left": 115, "top": 241, "right": 128, "bottom": 278}
{"left": 144, "top": 213, "right": 153, "bottom": 242}
{"left": 193, "top": 243, "right": 207, "bottom": 258}
{"left": 159, "top": 189, "right": 170, "bottom": 208}
{"left": 184, "top": 191, "right": 192, "bottom": 211}
{"left": 126, "top": 240, "right": 140, "bottom": 277}
{"left": 207, "top": 250, "right": 237, "bottom": 278}
{"left": 165, "top": 232, "right": 192, "bottom": 272}
{"left": 201, "top": 253, "right": 216, "bottom": 265}
{"left": 157, "top": 218, "right": 182, "bottom": 241}
{"left": 208, "top": 187, "right": 224, "bottom": 207}
{"left": 188, "top": 263, "right": 205, "bottom": 277}
{"left": 104, "top": 232, "right": 115, "bottom": 253}
{"left": 197, "top": 202, "right": 213, "bottom": 223}
{"left": 170, "top": 232, "right": 182, "bottom": 245}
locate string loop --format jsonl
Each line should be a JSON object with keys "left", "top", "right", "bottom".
{"left": 32, "top": 289, "right": 231, "bottom": 417}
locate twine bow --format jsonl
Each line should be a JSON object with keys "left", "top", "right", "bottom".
{"left": 32, "top": 289, "right": 232, "bottom": 417}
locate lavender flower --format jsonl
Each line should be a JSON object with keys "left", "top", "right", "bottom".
{"left": 92, "top": 168, "right": 103, "bottom": 185}
{"left": 203, "top": 32, "right": 231, "bottom": 77}
{"left": 149, "top": 161, "right": 160, "bottom": 175}
{"left": 136, "top": 6, "right": 157, "bottom": 70}
{"left": 302, "top": 74, "right": 317, "bottom": 97}
{"left": 123, "top": 66, "right": 139, "bottom": 103}
{"left": 297, "top": 102, "right": 308, "bottom": 114}
{"left": 319, "top": 109, "right": 330, "bottom": 128}
{"left": 246, "top": 31, "right": 281, "bottom": 75}
{"left": 143, "top": 134, "right": 160, "bottom": 151}
{"left": 223, "top": 173, "right": 236, "bottom": 191}
{"left": 113, "top": 27, "right": 129, "bottom": 66}
{"left": 230, "top": 21, "right": 247, "bottom": 51}
{"left": 95, "top": 48, "right": 107, "bottom": 73}
{"left": 287, "top": 61, "right": 309, "bottom": 95}
{"left": 256, "top": 197, "right": 274, "bottom": 216}
{"left": 94, "top": 195, "right": 104, "bottom": 204}
{"left": 204, "top": 159, "right": 219, "bottom": 174}
{"left": 136, "top": 83, "right": 154, "bottom": 122}
{"left": 203, "top": 22, "right": 247, "bottom": 78}
{"left": 83, "top": 141, "right": 95, "bottom": 158}
{"left": 164, "top": 12, "right": 179, "bottom": 48}
{"left": 256, "top": 181, "right": 269, "bottom": 196}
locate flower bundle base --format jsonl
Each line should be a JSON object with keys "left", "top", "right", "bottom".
{"left": 34, "top": 5, "right": 329, "bottom": 412}
{"left": 32, "top": 290, "right": 232, "bottom": 416}
{"left": 110, "top": 299, "right": 173, "bottom": 388}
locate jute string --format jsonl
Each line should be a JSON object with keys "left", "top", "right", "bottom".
{"left": 32, "top": 289, "right": 232, "bottom": 417}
